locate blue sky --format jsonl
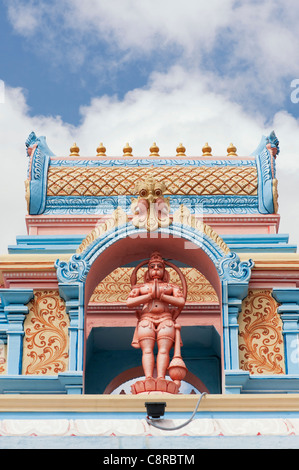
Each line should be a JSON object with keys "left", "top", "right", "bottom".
{"left": 0, "top": 0, "right": 183, "bottom": 125}
{"left": 1, "top": 0, "right": 299, "bottom": 126}
{"left": 0, "top": 0, "right": 299, "bottom": 252}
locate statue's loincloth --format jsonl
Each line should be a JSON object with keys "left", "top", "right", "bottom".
{"left": 131, "top": 313, "right": 177, "bottom": 348}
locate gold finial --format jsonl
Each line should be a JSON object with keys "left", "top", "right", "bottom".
{"left": 227, "top": 143, "right": 237, "bottom": 156}
{"left": 96, "top": 142, "right": 106, "bottom": 157}
{"left": 70, "top": 142, "right": 80, "bottom": 156}
{"left": 202, "top": 142, "right": 212, "bottom": 156}
{"left": 149, "top": 142, "right": 159, "bottom": 157}
{"left": 123, "top": 142, "right": 133, "bottom": 157}
{"left": 176, "top": 143, "right": 186, "bottom": 156}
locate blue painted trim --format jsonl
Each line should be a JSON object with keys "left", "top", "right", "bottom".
{"left": 225, "top": 370, "right": 299, "bottom": 393}
{"left": 223, "top": 234, "right": 289, "bottom": 244}
{"left": 7, "top": 234, "right": 296, "bottom": 255}
{"left": 272, "top": 289, "right": 299, "bottom": 304}
{"left": 43, "top": 195, "right": 259, "bottom": 215}
{"left": 252, "top": 131, "right": 279, "bottom": 214}
{"left": 8, "top": 235, "right": 85, "bottom": 254}
{"left": 251, "top": 131, "right": 280, "bottom": 157}
{"left": 226, "top": 244, "right": 296, "bottom": 253}
{"left": 255, "top": 149, "right": 275, "bottom": 214}
{"left": 8, "top": 246, "right": 81, "bottom": 254}
{"left": 55, "top": 221, "right": 225, "bottom": 284}
{"left": 0, "top": 289, "right": 34, "bottom": 376}
{"left": 223, "top": 234, "right": 296, "bottom": 253}
{"left": 26, "top": 132, "right": 53, "bottom": 215}
{"left": 26, "top": 132, "right": 55, "bottom": 158}
{"left": 222, "top": 282, "right": 230, "bottom": 371}
{"left": 13, "top": 235, "right": 86, "bottom": 246}
{"left": 49, "top": 158, "right": 257, "bottom": 168}
{"left": 0, "top": 289, "right": 34, "bottom": 307}
{"left": 1, "top": 410, "right": 299, "bottom": 419}
{"left": 222, "top": 282, "right": 251, "bottom": 375}
{"left": 0, "top": 373, "right": 83, "bottom": 394}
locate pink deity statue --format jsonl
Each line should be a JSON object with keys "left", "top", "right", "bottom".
{"left": 127, "top": 251, "right": 188, "bottom": 394}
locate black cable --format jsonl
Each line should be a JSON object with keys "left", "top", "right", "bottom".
{"left": 145, "top": 392, "right": 207, "bottom": 431}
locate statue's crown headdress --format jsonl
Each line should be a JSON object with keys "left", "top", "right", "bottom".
{"left": 148, "top": 251, "right": 164, "bottom": 265}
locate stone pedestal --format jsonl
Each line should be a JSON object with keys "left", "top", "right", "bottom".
{"left": 131, "top": 377, "right": 179, "bottom": 394}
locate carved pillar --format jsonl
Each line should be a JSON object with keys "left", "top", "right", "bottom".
{"left": 0, "top": 289, "right": 34, "bottom": 375}
{"left": 272, "top": 289, "right": 299, "bottom": 375}
{"left": 224, "top": 292, "right": 252, "bottom": 393}
{"left": 224, "top": 283, "right": 249, "bottom": 373}
{"left": 55, "top": 254, "right": 88, "bottom": 395}
{"left": 227, "top": 297, "right": 243, "bottom": 370}
{"left": 0, "top": 300, "right": 7, "bottom": 375}
{"left": 217, "top": 252, "right": 254, "bottom": 394}
{"left": 59, "top": 284, "right": 84, "bottom": 373}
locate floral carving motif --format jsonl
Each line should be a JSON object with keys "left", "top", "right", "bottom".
{"left": 216, "top": 252, "right": 254, "bottom": 282}
{"left": 23, "top": 290, "right": 69, "bottom": 375}
{"left": 90, "top": 267, "right": 218, "bottom": 304}
{"left": 238, "top": 289, "right": 285, "bottom": 375}
{"left": 55, "top": 253, "right": 90, "bottom": 283}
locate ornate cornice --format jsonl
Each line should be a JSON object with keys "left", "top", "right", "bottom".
{"left": 74, "top": 204, "right": 230, "bottom": 258}
{"left": 49, "top": 157, "right": 257, "bottom": 167}
{"left": 43, "top": 194, "right": 259, "bottom": 215}
{"left": 25, "top": 132, "right": 280, "bottom": 217}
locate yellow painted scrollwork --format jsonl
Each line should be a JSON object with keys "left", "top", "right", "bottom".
{"left": 23, "top": 290, "right": 69, "bottom": 375}
{"left": 238, "top": 289, "right": 285, "bottom": 375}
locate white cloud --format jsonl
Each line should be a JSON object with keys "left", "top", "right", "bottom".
{"left": 0, "top": 85, "right": 74, "bottom": 254}
{"left": 0, "top": 67, "right": 299, "bottom": 255}
{"left": 0, "top": 81, "right": 4, "bottom": 104}
{"left": 5, "top": 0, "right": 299, "bottom": 111}
{"left": 6, "top": 1, "right": 299, "bottom": 73}
{"left": 66, "top": 0, "right": 236, "bottom": 53}
{"left": 1, "top": 1, "right": 299, "bottom": 255}
{"left": 5, "top": 0, "right": 41, "bottom": 37}
{"left": 76, "top": 66, "right": 265, "bottom": 156}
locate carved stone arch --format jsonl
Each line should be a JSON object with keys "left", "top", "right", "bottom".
{"left": 55, "top": 206, "right": 254, "bottom": 394}
{"left": 56, "top": 206, "right": 234, "bottom": 296}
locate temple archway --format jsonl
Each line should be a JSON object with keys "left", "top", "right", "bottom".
{"left": 55, "top": 211, "right": 254, "bottom": 395}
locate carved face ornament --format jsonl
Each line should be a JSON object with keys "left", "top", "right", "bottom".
{"left": 131, "top": 177, "right": 170, "bottom": 232}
